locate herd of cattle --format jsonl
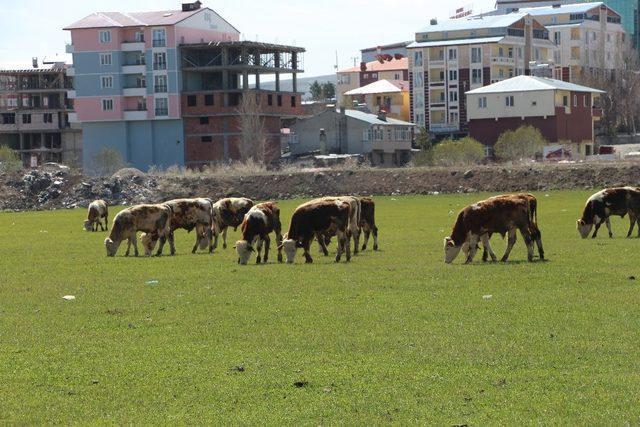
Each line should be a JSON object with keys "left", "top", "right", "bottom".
{"left": 84, "top": 186, "right": 640, "bottom": 264}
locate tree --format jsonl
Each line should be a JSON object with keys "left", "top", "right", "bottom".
{"left": 91, "top": 147, "right": 124, "bottom": 176}
{"left": 414, "top": 126, "right": 432, "bottom": 150}
{"left": 309, "top": 81, "right": 323, "bottom": 101}
{"left": 430, "top": 137, "right": 485, "bottom": 167}
{"left": 494, "top": 125, "right": 547, "bottom": 161}
{"left": 321, "top": 82, "right": 336, "bottom": 100}
{"left": 237, "top": 91, "right": 274, "bottom": 164}
{"left": 0, "top": 145, "right": 22, "bottom": 173}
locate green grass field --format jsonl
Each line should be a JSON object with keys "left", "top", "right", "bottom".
{"left": 1, "top": 190, "right": 640, "bottom": 424}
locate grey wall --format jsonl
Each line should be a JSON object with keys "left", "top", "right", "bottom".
{"left": 289, "top": 111, "right": 372, "bottom": 156}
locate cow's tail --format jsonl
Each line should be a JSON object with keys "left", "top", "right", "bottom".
{"left": 161, "top": 204, "right": 173, "bottom": 238}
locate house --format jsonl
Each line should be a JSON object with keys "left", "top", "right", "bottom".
{"left": 336, "top": 57, "right": 408, "bottom": 107}
{"left": 343, "top": 79, "right": 411, "bottom": 122}
{"left": 288, "top": 108, "right": 414, "bottom": 167}
{"left": 407, "top": 13, "right": 555, "bottom": 136}
{"left": 466, "top": 75, "right": 604, "bottom": 157}
{"left": 64, "top": 1, "right": 305, "bottom": 172}
{"left": 0, "top": 58, "right": 82, "bottom": 167}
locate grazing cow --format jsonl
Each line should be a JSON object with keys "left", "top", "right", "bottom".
{"left": 444, "top": 197, "right": 538, "bottom": 264}
{"left": 359, "top": 197, "right": 379, "bottom": 251}
{"left": 210, "top": 197, "right": 254, "bottom": 251}
{"left": 146, "top": 198, "right": 214, "bottom": 256}
{"left": 311, "top": 196, "right": 361, "bottom": 256}
{"left": 235, "top": 202, "right": 283, "bottom": 265}
{"left": 577, "top": 187, "right": 640, "bottom": 239}
{"left": 104, "top": 204, "right": 172, "bottom": 257}
{"left": 467, "top": 193, "right": 544, "bottom": 262}
{"left": 83, "top": 200, "right": 108, "bottom": 232}
{"left": 281, "top": 199, "right": 352, "bottom": 264}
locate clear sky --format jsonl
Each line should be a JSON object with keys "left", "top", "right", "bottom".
{"left": 0, "top": 0, "right": 495, "bottom": 76}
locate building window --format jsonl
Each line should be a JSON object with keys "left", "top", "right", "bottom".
{"left": 152, "top": 28, "right": 167, "bottom": 47}
{"left": 472, "top": 68, "right": 482, "bottom": 84}
{"left": 277, "top": 95, "right": 282, "bottom": 107}
{"left": 584, "top": 96, "right": 589, "bottom": 108}
{"left": 449, "top": 112, "right": 459, "bottom": 123}
{"left": 187, "top": 95, "right": 197, "bottom": 107}
{"left": 43, "top": 113, "right": 53, "bottom": 123}
{"left": 414, "top": 72, "right": 424, "bottom": 88}
{"left": 478, "top": 97, "right": 487, "bottom": 108}
{"left": 563, "top": 95, "right": 568, "bottom": 106}
{"left": 102, "top": 99, "right": 114, "bottom": 111}
{"left": 99, "top": 30, "right": 111, "bottom": 44}
{"left": 554, "top": 32, "right": 561, "bottom": 46}
{"left": 291, "top": 96, "right": 296, "bottom": 107}
{"left": 532, "top": 101, "right": 537, "bottom": 107}
{"left": 155, "top": 98, "right": 168, "bottom": 116}
{"left": 471, "top": 47, "right": 481, "bottom": 63}
{"left": 372, "top": 73, "right": 378, "bottom": 79}
{"left": 2, "top": 113, "right": 15, "bottom": 124}
{"left": 22, "top": 114, "right": 31, "bottom": 124}
{"left": 363, "top": 73, "right": 369, "bottom": 79}
{"left": 573, "top": 94, "right": 578, "bottom": 107}
{"left": 135, "top": 31, "right": 145, "bottom": 42}
{"left": 338, "top": 74, "right": 351, "bottom": 85}
{"left": 101, "top": 75, "right": 113, "bottom": 89}
{"left": 204, "top": 94, "right": 214, "bottom": 106}
{"left": 153, "top": 52, "right": 167, "bottom": 70}
{"left": 136, "top": 76, "right": 146, "bottom": 88}
{"left": 505, "top": 95, "right": 514, "bottom": 107}
{"left": 267, "top": 94, "right": 273, "bottom": 106}
{"left": 199, "top": 116, "right": 209, "bottom": 125}
{"left": 448, "top": 48, "right": 457, "bottom": 60}
{"left": 415, "top": 93, "right": 424, "bottom": 108}
{"left": 154, "top": 75, "right": 167, "bottom": 93}
{"left": 484, "top": 145, "right": 494, "bottom": 157}
{"left": 201, "top": 136, "right": 213, "bottom": 143}
{"left": 414, "top": 51, "right": 423, "bottom": 67}
{"left": 100, "top": 53, "right": 112, "bottom": 66}
{"left": 449, "top": 91, "right": 458, "bottom": 102}
{"left": 449, "top": 70, "right": 458, "bottom": 81}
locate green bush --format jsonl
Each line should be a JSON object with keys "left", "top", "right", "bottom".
{"left": 495, "top": 125, "right": 547, "bottom": 161}
{"left": 91, "top": 148, "right": 125, "bottom": 176}
{"left": 430, "top": 137, "right": 485, "bottom": 167}
{"left": 0, "top": 145, "right": 22, "bottom": 174}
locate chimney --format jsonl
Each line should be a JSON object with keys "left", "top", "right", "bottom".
{"left": 182, "top": 1, "right": 202, "bottom": 12}
{"left": 552, "top": 4, "right": 560, "bottom": 8}
{"left": 377, "top": 110, "right": 387, "bottom": 122}
{"left": 430, "top": 18, "right": 438, "bottom": 26}
{"left": 32, "top": 57, "right": 38, "bottom": 69}
{"left": 360, "top": 61, "right": 367, "bottom": 72}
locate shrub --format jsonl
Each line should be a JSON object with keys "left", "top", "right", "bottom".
{"left": 91, "top": 148, "right": 125, "bottom": 176}
{"left": 494, "top": 125, "right": 547, "bottom": 161}
{"left": 430, "top": 137, "right": 485, "bottom": 167}
{"left": 0, "top": 145, "right": 22, "bottom": 174}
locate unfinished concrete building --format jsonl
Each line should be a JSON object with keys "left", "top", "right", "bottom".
{"left": 0, "top": 64, "right": 81, "bottom": 166}
{"left": 180, "top": 41, "right": 305, "bottom": 166}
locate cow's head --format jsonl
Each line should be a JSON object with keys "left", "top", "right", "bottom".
{"left": 576, "top": 219, "right": 593, "bottom": 239}
{"left": 281, "top": 239, "right": 298, "bottom": 264}
{"left": 140, "top": 233, "right": 158, "bottom": 257}
{"left": 104, "top": 237, "right": 120, "bottom": 257}
{"left": 235, "top": 240, "right": 254, "bottom": 265}
{"left": 443, "top": 237, "right": 462, "bottom": 264}
{"left": 83, "top": 219, "right": 93, "bottom": 232}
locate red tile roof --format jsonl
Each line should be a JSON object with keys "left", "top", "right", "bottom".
{"left": 338, "top": 57, "right": 408, "bottom": 74}
{"left": 64, "top": 8, "right": 220, "bottom": 30}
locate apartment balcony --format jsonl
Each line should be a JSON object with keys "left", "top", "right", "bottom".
{"left": 122, "top": 65, "right": 146, "bottom": 74}
{"left": 155, "top": 108, "right": 169, "bottom": 117}
{"left": 154, "top": 86, "right": 168, "bottom": 94}
{"left": 491, "top": 56, "right": 515, "bottom": 65}
{"left": 65, "top": 43, "right": 74, "bottom": 54}
{"left": 429, "top": 80, "right": 445, "bottom": 87}
{"left": 123, "top": 87, "right": 147, "bottom": 97}
{"left": 0, "top": 123, "right": 17, "bottom": 132}
{"left": 68, "top": 113, "right": 78, "bottom": 123}
{"left": 371, "top": 140, "right": 412, "bottom": 153}
{"left": 428, "top": 59, "right": 445, "bottom": 67}
{"left": 67, "top": 90, "right": 77, "bottom": 99}
{"left": 66, "top": 67, "right": 75, "bottom": 77}
{"left": 124, "top": 109, "right": 148, "bottom": 121}
{"left": 121, "top": 41, "right": 146, "bottom": 52}
{"left": 429, "top": 123, "right": 459, "bottom": 133}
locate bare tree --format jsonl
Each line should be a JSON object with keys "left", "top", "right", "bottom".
{"left": 236, "top": 91, "right": 278, "bottom": 164}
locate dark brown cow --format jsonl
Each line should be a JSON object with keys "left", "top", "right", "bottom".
{"left": 577, "top": 187, "right": 640, "bottom": 239}
{"left": 281, "top": 199, "right": 352, "bottom": 264}
{"left": 444, "top": 197, "right": 539, "bottom": 264}
{"left": 359, "top": 197, "right": 379, "bottom": 251}
{"left": 210, "top": 197, "right": 254, "bottom": 251}
{"left": 84, "top": 200, "right": 108, "bottom": 232}
{"left": 235, "top": 202, "right": 283, "bottom": 265}
{"left": 104, "top": 204, "right": 172, "bottom": 257}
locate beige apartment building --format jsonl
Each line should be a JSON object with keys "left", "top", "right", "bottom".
{"left": 407, "top": 13, "right": 555, "bottom": 135}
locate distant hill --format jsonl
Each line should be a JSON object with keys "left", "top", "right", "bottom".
{"left": 259, "top": 74, "right": 337, "bottom": 100}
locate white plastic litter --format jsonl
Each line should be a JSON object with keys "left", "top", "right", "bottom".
{"left": 62, "top": 295, "right": 76, "bottom": 301}
{"left": 146, "top": 280, "right": 159, "bottom": 285}
{"left": 483, "top": 295, "right": 493, "bottom": 300}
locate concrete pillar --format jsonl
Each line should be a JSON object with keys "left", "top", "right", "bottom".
{"left": 292, "top": 73, "right": 298, "bottom": 93}
{"left": 243, "top": 71, "right": 249, "bottom": 90}
{"left": 275, "top": 73, "right": 280, "bottom": 92}
{"left": 255, "top": 73, "right": 260, "bottom": 90}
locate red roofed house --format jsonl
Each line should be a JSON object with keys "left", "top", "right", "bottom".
{"left": 336, "top": 57, "right": 408, "bottom": 107}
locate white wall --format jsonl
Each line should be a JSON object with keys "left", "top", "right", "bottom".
{"left": 467, "top": 89, "right": 556, "bottom": 120}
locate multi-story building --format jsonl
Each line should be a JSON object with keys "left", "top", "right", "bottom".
{"left": 503, "top": 3, "right": 626, "bottom": 80}
{"left": 407, "top": 13, "right": 555, "bottom": 135}
{"left": 495, "top": 0, "right": 639, "bottom": 48}
{"left": 361, "top": 41, "right": 412, "bottom": 63}
{"left": 0, "top": 60, "right": 81, "bottom": 166}
{"left": 343, "top": 80, "right": 411, "bottom": 122}
{"left": 65, "top": 1, "right": 304, "bottom": 172}
{"left": 466, "top": 75, "right": 604, "bottom": 156}
{"left": 336, "top": 57, "right": 408, "bottom": 107}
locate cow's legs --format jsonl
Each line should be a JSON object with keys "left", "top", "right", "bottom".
{"left": 592, "top": 220, "right": 603, "bottom": 238}
{"left": 125, "top": 238, "right": 131, "bottom": 257}
{"left": 156, "top": 235, "right": 167, "bottom": 256}
{"left": 628, "top": 212, "right": 637, "bottom": 238}
{"left": 222, "top": 227, "right": 228, "bottom": 249}
{"left": 275, "top": 231, "right": 283, "bottom": 263}
{"left": 465, "top": 234, "right": 480, "bottom": 264}
{"left": 302, "top": 238, "right": 313, "bottom": 264}
{"left": 520, "top": 227, "right": 535, "bottom": 262}
{"left": 372, "top": 225, "right": 379, "bottom": 251}
{"left": 255, "top": 237, "right": 264, "bottom": 264}
{"left": 606, "top": 217, "right": 613, "bottom": 238}
{"left": 481, "top": 234, "right": 498, "bottom": 262}
{"left": 501, "top": 229, "right": 517, "bottom": 262}
{"left": 316, "top": 232, "right": 330, "bottom": 256}
{"left": 168, "top": 231, "right": 176, "bottom": 256}
{"left": 344, "top": 229, "right": 351, "bottom": 262}
{"left": 531, "top": 226, "right": 545, "bottom": 260}
{"left": 263, "top": 235, "right": 271, "bottom": 264}
{"left": 361, "top": 226, "right": 370, "bottom": 251}
{"left": 352, "top": 226, "right": 360, "bottom": 255}
{"left": 335, "top": 230, "right": 345, "bottom": 262}
{"left": 105, "top": 215, "right": 109, "bottom": 231}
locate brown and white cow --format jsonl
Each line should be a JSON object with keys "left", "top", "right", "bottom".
{"left": 235, "top": 202, "right": 283, "bottom": 265}
{"left": 281, "top": 199, "right": 352, "bottom": 264}
{"left": 444, "top": 197, "right": 539, "bottom": 264}
{"left": 311, "top": 196, "right": 361, "bottom": 256}
{"left": 147, "top": 198, "right": 214, "bottom": 256}
{"left": 467, "top": 193, "right": 544, "bottom": 262}
{"left": 359, "top": 197, "right": 379, "bottom": 251}
{"left": 210, "top": 197, "right": 254, "bottom": 251}
{"left": 83, "top": 200, "right": 108, "bottom": 232}
{"left": 577, "top": 187, "right": 640, "bottom": 239}
{"left": 104, "top": 204, "right": 172, "bottom": 257}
